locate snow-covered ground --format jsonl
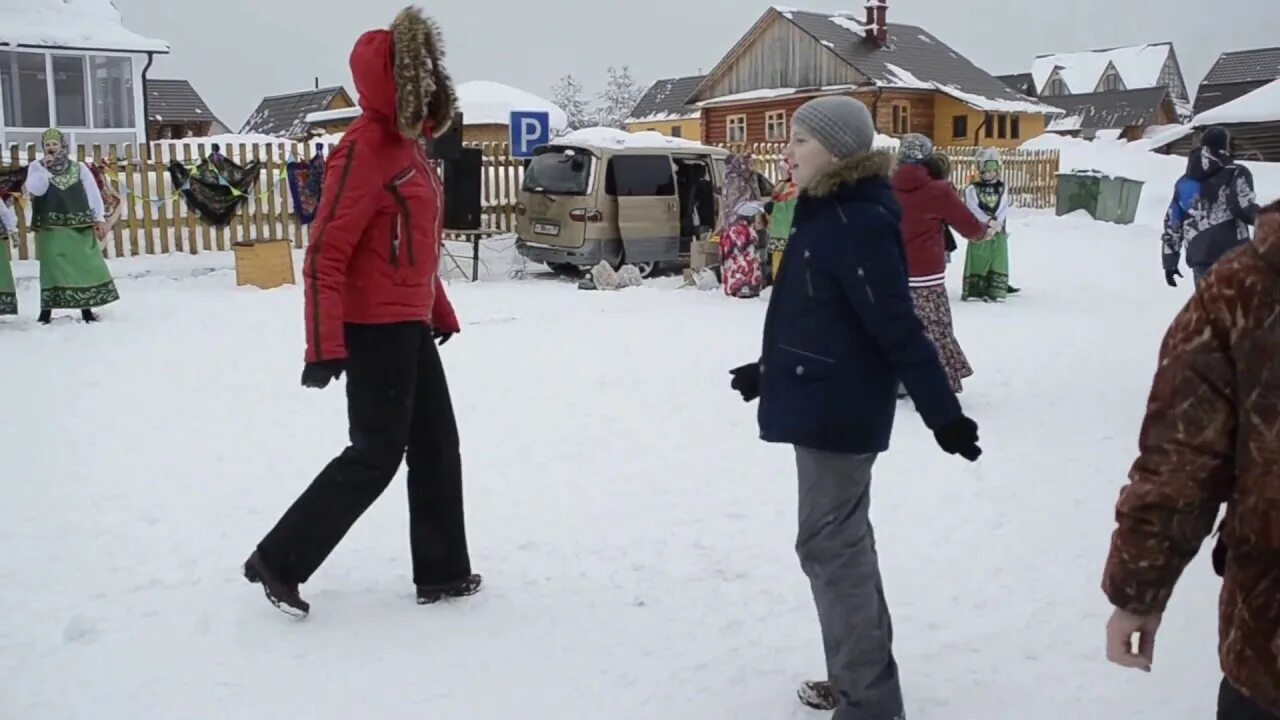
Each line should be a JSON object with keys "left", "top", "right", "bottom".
{"left": 2, "top": 152, "right": 1273, "bottom": 719}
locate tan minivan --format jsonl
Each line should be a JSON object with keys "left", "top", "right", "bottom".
{"left": 515, "top": 137, "right": 772, "bottom": 277}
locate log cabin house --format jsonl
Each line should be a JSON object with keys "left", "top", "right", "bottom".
{"left": 689, "top": 4, "right": 1060, "bottom": 148}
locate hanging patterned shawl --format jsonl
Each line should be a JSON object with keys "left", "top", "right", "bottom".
{"left": 0, "top": 164, "right": 28, "bottom": 197}
{"left": 169, "top": 153, "right": 262, "bottom": 227}
{"left": 87, "top": 160, "right": 123, "bottom": 228}
{"left": 717, "top": 153, "right": 756, "bottom": 232}
{"left": 286, "top": 148, "right": 326, "bottom": 225}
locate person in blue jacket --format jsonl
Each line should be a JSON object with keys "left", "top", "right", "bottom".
{"left": 728, "top": 96, "right": 981, "bottom": 720}
{"left": 1162, "top": 126, "right": 1258, "bottom": 286}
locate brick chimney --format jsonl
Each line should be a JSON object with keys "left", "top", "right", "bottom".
{"left": 864, "top": 0, "right": 888, "bottom": 46}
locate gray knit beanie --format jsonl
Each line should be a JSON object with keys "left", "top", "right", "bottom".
{"left": 897, "top": 134, "right": 933, "bottom": 164}
{"left": 792, "top": 96, "right": 875, "bottom": 160}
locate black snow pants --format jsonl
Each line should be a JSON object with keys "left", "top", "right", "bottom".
{"left": 1220, "top": 679, "right": 1280, "bottom": 720}
{"left": 256, "top": 321, "right": 471, "bottom": 587}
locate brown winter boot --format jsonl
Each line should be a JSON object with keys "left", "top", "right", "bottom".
{"left": 243, "top": 550, "right": 310, "bottom": 617}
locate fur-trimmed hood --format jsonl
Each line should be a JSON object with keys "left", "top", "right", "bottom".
{"left": 802, "top": 151, "right": 894, "bottom": 199}
{"left": 1255, "top": 199, "right": 1280, "bottom": 276}
{"left": 349, "top": 6, "right": 457, "bottom": 139}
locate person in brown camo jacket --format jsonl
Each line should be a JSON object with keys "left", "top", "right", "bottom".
{"left": 1102, "top": 198, "right": 1280, "bottom": 720}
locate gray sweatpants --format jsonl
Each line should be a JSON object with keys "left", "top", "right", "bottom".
{"left": 795, "top": 447, "right": 904, "bottom": 720}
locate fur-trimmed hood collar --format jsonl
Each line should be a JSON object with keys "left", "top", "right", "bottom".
{"left": 1255, "top": 199, "right": 1280, "bottom": 276}
{"left": 802, "top": 151, "right": 894, "bottom": 199}
{"left": 349, "top": 6, "right": 457, "bottom": 139}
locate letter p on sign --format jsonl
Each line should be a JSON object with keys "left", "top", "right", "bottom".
{"left": 509, "top": 111, "right": 550, "bottom": 158}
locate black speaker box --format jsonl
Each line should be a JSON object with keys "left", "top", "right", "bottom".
{"left": 429, "top": 111, "right": 464, "bottom": 160}
{"left": 443, "top": 147, "right": 482, "bottom": 230}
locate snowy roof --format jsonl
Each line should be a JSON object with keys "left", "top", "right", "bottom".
{"left": 1201, "top": 46, "right": 1280, "bottom": 87}
{"left": 145, "top": 79, "right": 221, "bottom": 125}
{"left": 1039, "top": 87, "right": 1172, "bottom": 132}
{"left": 457, "top": 81, "right": 567, "bottom": 131}
{"left": 627, "top": 75, "right": 706, "bottom": 123}
{"left": 550, "top": 127, "right": 726, "bottom": 153}
{"left": 304, "top": 107, "right": 361, "bottom": 124}
{"left": 0, "top": 0, "right": 169, "bottom": 52}
{"left": 697, "top": 9, "right": 1058, "bottom": 114}
{"left": 1195, "top": 77, "right": 1280, "bottom": 126}
{"left": 1146, "top": 78, "right": 1280, "bottom": 150}
{"left": 240, "top": 87, "right": 351, "bottom": 139}
{"left": 1031, "top": 43, "right": 1172, "bottom": 96}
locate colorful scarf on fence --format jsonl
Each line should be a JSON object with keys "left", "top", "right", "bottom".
{"left": 0, "top": 164, "right": 27, "bottom": 197}
{"left": 87, "top": 161, "right": 122, "bottom": 228}
{"left": 286, "top": 150, "right": 326, "bottom": 225}
{"left": 169, "top": 153, "right": 262, "bottom": 227}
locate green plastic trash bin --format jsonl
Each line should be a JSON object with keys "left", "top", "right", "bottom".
{"left": 1056, "top": 171, "right": 1145, "bottom": 225}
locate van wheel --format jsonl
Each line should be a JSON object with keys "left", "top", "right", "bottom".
{"left": 631, "top": 261, "right": 657, "bottom": 279}
{"left": 546, "top": 262, "right": 580, "bottom": 276}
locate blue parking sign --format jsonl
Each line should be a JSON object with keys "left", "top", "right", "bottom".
{"left": 510, "top": 110, "right": 551, "bottom": 158}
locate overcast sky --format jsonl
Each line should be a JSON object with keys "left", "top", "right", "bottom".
{"left": 115, "top": 0, "right": 1279, "bottom": 131}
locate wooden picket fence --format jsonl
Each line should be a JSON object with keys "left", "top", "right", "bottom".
{"left": 2, "top": 139, "right": 1059, "bottom": 260}
{"left": 724, "top": 142, "right": 1061, "bottom": 209}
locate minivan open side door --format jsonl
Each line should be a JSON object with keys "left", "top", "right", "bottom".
{"left": 608, "top": 154, "right": 680, "bottom": 264}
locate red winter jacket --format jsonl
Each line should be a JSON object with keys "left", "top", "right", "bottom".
{"left": 891, "top": 164, "right": 987, "bottom": 287}
{"left": 303, "top": 27, "right": 459, "bottom": 363}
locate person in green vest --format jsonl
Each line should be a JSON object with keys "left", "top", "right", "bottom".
{"left": 961, "top": 148, "right": 1021, "bottom": 302}
{"left": 0, "top": 193, "right": 17, "bottom": 316}
{"left": 766, "top": 159, "right": 797, "bottom": 281}
{"left": 24, "top": 128, "right": 118, "bottom": 324}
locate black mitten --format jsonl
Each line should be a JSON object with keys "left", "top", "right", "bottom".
{"left": 729, "top": 363, "right": 760, "bottom": 402}
{"left": 301, "top": 359, "right": 345, "bottom": 389}
{"left": 934, "top": 416, "right": 981, "bottom": 461}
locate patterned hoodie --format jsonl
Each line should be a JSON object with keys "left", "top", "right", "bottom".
{"left": 1161, "top": 146, "right": 1259, "bottom": 273}
{"left": 1104, "top": 199, "right": 1280, "bottom": 715}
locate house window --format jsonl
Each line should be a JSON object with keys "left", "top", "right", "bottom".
{"left": 52, "top": 55, "right": 89, "bottom": 127}
{"left": 951, "top": 115, "right": 968, "bottom": 139}
{"left": 1010, "top": 115, "right": 1021, "bottom": 139}
{"left": 891, "top": 102, "right": 910, "bottom": 135}
{"left": 0, "top": 50, "right": 51, "bottom": 128}
{"left": 0, "top": 51, "right": 134, "bottom": 130}
{"left": 997, "top": 114, "right": 1008, "bottom": 139}
{"left": 1047, "top": 78, "right": 1067, "bottom": 96}
{"left": 726, "top": 114, "right": 746, "bottom": 143}
{"left": 1103, "top": 73, "right": 1119, "bottom": 91}
{"left": 984, "top": 113, "right": 994, "bottom": 139}
{"left": 671, "top": 125, "right": 682, "bottom": 138}
{"left": 765, "top": 110, "right": 787, "bottom": 141}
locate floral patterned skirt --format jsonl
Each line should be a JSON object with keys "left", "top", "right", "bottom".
{"left": 909, "top": 285, "right": 973, "bottom": 393}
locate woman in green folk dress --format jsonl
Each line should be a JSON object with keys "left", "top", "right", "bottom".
{"left": 0, "top": 193, "right": 17, "bottom": 316}
{"left": 24, "top": 128, "right": 118, "bottom": 324}
{"left": 961, "top": 148, "right": 1021, "bottom": 302}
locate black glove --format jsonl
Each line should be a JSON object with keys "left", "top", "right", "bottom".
{"left": 433, "top": 328, "right": 453, "bottom": 346}
{"left": 729, "top": 363, "right": 761, "bottom": 402}
{"left": 301, "top": 359, "right": 345, "bottom": 389}
{"left": 1165, "top": 267, "right": 1182, "bottom": 287}
{"left": 934, "top": 416, "right": 981, "bottom": 462}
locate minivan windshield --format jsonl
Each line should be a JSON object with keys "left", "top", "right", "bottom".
{"left": 523, "top": 148, "right": 592, "bottom": 195}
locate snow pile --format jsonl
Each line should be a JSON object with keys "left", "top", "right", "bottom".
{"left": 1031, "top": 44, "right": 1172, "bottom": 95}
{"left": 457, "top": 81, "right": 568, "bottom": 132}
{"left": 0, "top": 0, "right": 168, "bottom": 51}
{"left": 304, "top": 107, "right": 361, "bottom": 125}
{"left": 554, "top": 127, "right": 714, "bottom": 152}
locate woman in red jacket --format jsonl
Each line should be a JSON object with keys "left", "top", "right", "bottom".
{"left": 891, "top": 135, "right": 989, "bottom": 394}
{"left": 242, "top": 6, "right": 478, "bottom": 616}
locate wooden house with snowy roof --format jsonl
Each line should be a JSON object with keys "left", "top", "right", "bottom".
{"left": 1151, "top": 78, "right": 1280, "bottom": 162}
{"left": 0, "top": 0, "right": 169, "bottom": 150}
{"left": 1193, "top": 46, "right": 1280, "bottom": 115}
{"left": 688, "top": 3, "right": 1060, "bottom": 148}
{"left": 240, "top": 86, "right": 355, "bottom": 141}
{"left": 626, "top": 75, "right": 706, "bottom": 141}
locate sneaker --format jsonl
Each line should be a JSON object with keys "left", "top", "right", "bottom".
{"left": 797, "top": 680, "right": 835, "bottom": 711}
{"left": 416, "top": 573, "right": 483, "bottom": 605}
{"left": 243, "top": 550, "right": 310, "bottom": 617}
{"left": 1006, "top": 285, "right": 1021, "bottom": 295}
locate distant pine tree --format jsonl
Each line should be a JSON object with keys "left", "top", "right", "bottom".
{"left": 594, "top": 66, "right": 644, "bottom": 129}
